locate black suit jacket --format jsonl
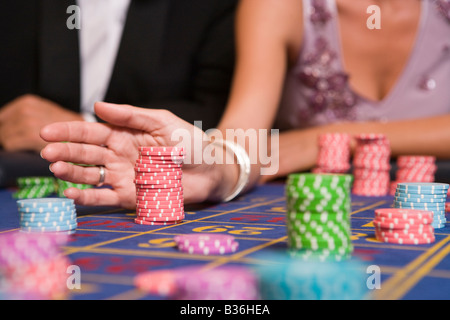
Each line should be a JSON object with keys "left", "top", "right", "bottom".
{"left": 0, "top": 0, "right": 237, "bottom": 130}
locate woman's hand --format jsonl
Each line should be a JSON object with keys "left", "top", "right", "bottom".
{"left": 40, "top": 102, "right": 225, "bottom": 209}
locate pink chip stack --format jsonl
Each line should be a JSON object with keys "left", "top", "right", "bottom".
{"left": 134, "top": 146, "right": 185, "bottom": 226}
{"left": 134, "top": 265, "right": 259, "bottom": 300}
{"left": 352, "top": 134, "right": 391, "bottom": 196}
{"left": 174, "top": 233, "right": 239, "bottom": 255}
{"left": 174, "top": 266, "right": 258, "bottom": 300}
{"left": 389, "top": 156, "right": 437, "bottom": 195}
{"left": 312, "top": 133, "right": 351, "bottom": 173}
{"left": 0, "top": 232, "right": 71, "bottom": 299}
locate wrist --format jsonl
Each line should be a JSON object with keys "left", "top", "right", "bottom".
{"left": 206, "top": 139, "right": 251, "bottom": 202}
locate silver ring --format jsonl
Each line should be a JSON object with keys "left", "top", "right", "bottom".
{"left": 97, "top": 166, "right": 105, "bottom": 187}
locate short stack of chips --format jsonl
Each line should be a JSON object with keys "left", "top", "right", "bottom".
{"left": 174, "top": 233, "right": 239, "bottom": 255}
{"left": 312, "top": 133, "right": 351, "bottom": 174}
{"left": 56, "top": 179, "right": 93, "bottom": 198}
{"left": 394, "top": 182, "right": 449, "bottom": 229}
{"left": 14, "top": 177, "right": 57, "bottom": 199}
{"left": 134, "top": 146, "right": 185, "bottom": 226}
{"left": 373, "top": 208, "right": 435, "bottom": 245}
{"left": 134, "top": 265, "right": 259, "bottom": 300}
{"left": 14, "top": 177, "right": 92, "bottom": 199}
{"left": 285, "top": 173, "right": 353, "bottom": 261}
{"left": 17, "top": 198, "right": 77, "bottom": 234}
{"left": 0, "top": 232, "right": 71, "bottom": 299}
{"left": 352, "top": 133, "right": 391, "bottom": 196}
{"left": 254, "top": 252, "right": 369, "bottom": 300}
{"left": 389, "top": 156, "right": 437, "bottom": 195}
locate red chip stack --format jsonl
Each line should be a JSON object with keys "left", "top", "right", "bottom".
{"left": 373, "top": 208, "right": 435, "bottom": 245}
{"left": 352, "top": 134, "right": 391, "bottom": 196}
{"left": 312, "top": 133, "right": 351, "bottom": 174}
{"left": 389, "top": 156, "right": 437, "bottom": 195}
{"left": 134, "top": 146, "right": 185, "bottom": 225}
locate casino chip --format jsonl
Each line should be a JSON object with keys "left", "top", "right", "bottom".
{"left": 312, "top": 133, "right": 351, "bottom": 174}
{"left": 393, "top": 182, "right": 449, "bottom": 229}
{"left": 285, "top": 173, "right": 353, "bottom": 261}
{"left": 173, "top": 233, "right": 239, "bottom": 255}
{"left": 16, "top": 198, "right": 77, "bottom": 234}
{"left": 134, "top": 265, "right": 259, "bottom": 300}
{"left": 254, "top": 251, "right": 369, "bottom": 300}
{"left": 14, "top": 177, "right": 57, "bottom": 199}
{"left": 134, "top": 146, "right": 185, "bottom": 224}
{"left": 373, "top": 208, "right": 435, "bottom": 244}
{"left": 56, "top": 179, "right": 93, "bottom": 198}
{"left": 0, "top": 232, "right": 71, "bottom": 299}
{"left": 389, "top": 156, "right": 437, "bottom": 195}
{"left": 352, "top": 134, "right": 391, "bottom": 196}
{"left": 14, "top": 176, "right": 92, "bottom": 199}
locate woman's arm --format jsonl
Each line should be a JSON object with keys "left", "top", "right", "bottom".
{"left": 267, "top": 114, "right": 450, "bottom": 181}
{"left": 215, "top": 0, "right": 303, "bottom": 191}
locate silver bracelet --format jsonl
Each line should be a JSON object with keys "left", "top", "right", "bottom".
{"left": 212, "top": 139, "right": 251, "bottom": 202}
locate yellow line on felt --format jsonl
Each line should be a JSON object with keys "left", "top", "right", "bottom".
{"left": 351, "top": 200, "right": 387, "bottom": 215}
{"left": 63, "top": 197, "right": 285, "bottom": 255}
{"left": 200, "top": 236, "right": 288, "bottom": 271}
{"left": 373, "top": 235, "right": 450, "bottom": 300}
{"left": 381, "top": 236, "right": 450, "bottom": 300}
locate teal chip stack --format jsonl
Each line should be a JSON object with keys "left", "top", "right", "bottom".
{"left": 285, "top": 173, "right": 354, "bottom": 261}
{"left": 394, "top": 182, "right": 449, "bottom": 229}
{"left": 16, "top": 198, "right": 77, "bottom": 234}
{"left": 254, "top": 252, "right": 369, "bottom": 300}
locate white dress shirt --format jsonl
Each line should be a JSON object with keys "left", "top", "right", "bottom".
{"left": 77, "top": 0, "right": 131, "bottom": 121}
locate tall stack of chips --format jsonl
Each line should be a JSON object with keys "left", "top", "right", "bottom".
{"left": 393, "top": 182, "right": 449, "bottom": 229}
{"left": 134, "top": 146, "right": 185, "bottom": 226}
{"left": 373, "top": 208, "right": 435, "bottom": 245}
{"left": 134, "top": 266, "right": 259, "bottom": 300}
{"left": 352, "top": 133, "right": 391, "bottom": 196}
{"left": 285, "top": 173, "right": 353, "bottom": 261}
{"left": 0, "top": 232, "right": 71, "bottom": 299}
{"left": 312, "top": 133, "right": 351, "bottom": 173}
{"left": 16, "top": 198, "right": 77, "bottom": 234}
{"left": 389, "top": 156, "right": 437, "bottom": 195}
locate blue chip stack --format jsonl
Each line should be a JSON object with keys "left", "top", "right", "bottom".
{"left": 16, "top": 198, "right": 77, "bottom": 234}
{"left": 254, "top": 252, "right": 369, "bottom": 300}
{"left": 393, "top": 182, "right": 449, "bottom": 229}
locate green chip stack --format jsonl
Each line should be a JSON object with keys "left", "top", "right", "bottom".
{"left": 56, "top": 179, "right": 92, "bottom": 198}
{"left": 285, "top": 173, "right": 354, "bottom": 261}
{"left": 14, "top": 177, "right": 57, "bottom": 199}
{"left": 14, "top": 177, "right": 92, "bottom": 199}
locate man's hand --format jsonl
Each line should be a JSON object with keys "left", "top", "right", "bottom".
{"left": 0, "top": 94, "right": 84, "bottom": 152}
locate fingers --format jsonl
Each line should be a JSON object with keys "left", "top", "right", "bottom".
{"left": 94, "top": 102, "right": 184, "bottom": 134}
{"left": 49, "top": 161, "right": 106, "bottom": 186}
{"left": 42, "top": 142, "right": 108, "bottom": 166}
{"left": 64, "top": 187, "right": 127, "bottom": 208}
{"left": 40, "top": 121, "right": 113, "bottom": 146}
